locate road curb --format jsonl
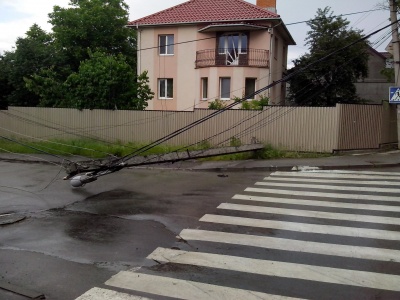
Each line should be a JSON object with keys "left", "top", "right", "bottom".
{"left": 1, "top": 156, "right": 400, "bottom": 172}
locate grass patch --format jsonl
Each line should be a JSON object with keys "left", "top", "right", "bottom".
{"left": 0, "top": 138, "right": 197, "bottom": 159}
{"left": 0, "top": 139, "right": 331, "bottom": 161}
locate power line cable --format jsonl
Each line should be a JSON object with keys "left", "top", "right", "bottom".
{"left": 115, "top": 20, "right": 396, "bottom": 169}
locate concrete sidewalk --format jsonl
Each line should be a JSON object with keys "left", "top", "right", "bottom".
{"left": 1, "top": 150, "right": 400, "bottom": 172}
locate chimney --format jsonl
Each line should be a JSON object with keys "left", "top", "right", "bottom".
{"left": 256, "top": 0, "right": 277, "bottom": 13}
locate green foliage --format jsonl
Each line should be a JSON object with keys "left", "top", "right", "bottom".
{"left": 25, "top": 68, "right": 67, "bottom": 107}
{"left": 288, "top": 7, "right": 369, "bottom": 106}
{"left": 26, "top": 51, "right": 153, "bottom": 109}
{"left": 64, "top": 51, "right": 151, "bottom": 110}
{"left": 380, "top": 67, "right": 395, "bottom": 82}
{"left": 0, "top": 139, "right": 198, "bottom": 159}
{"left": 240, "top": 94, "right": 269, "bottom": 110}
{"left": 135, "top": 71, "right": 155, "bottom": 109}
{"left": 49, "top": 0, "right": 137, "bottom": 70}
{"left": 208, "top": 99, "right": 227, "bottom": 110}
{"left": 0, "top": 24, "right": 59, "bottom": 107}
{"left": 197, "top": 139, "right": 211, "bottom": 149}
{"left": 229, "top": 137, "right": 242, "bottom": 147}
{"left": 0, "top": 138, "right": 331, "bottom": 161}
{"left": 2, "top": 0, "right": 143, "bottom": 110}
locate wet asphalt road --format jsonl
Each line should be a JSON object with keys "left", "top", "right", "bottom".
{"left": 0, "top": 160, "right": 267, "bottom": 300}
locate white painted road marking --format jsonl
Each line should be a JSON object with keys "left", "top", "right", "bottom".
{"left": 148, "top": 247, "right": 400, "bottom": 292}
{"left": 75, "top": 287, "right": 152, "bottom": 300}
{"left": 75, "top": 170, "right": 400, "bottom": 299}
{"left": 264, "top": 176, "right": 400, "bottom": 186}
{"left": 245, "top": 187, "right": 400, "bottom": 202}
{"left": 233, "top": 194, "right": 400, "bottom": 213}
{"left": 270, "top": 171, "right": 400, "bottom": 180}
{"left": 106, "top": 272, "right": 304, "bottom": 300}
{"left": 200, "top": 214, "right": 400, "bottom": 240}
{"left": 219, "top": 202, "right": 400, "bottom": 225}
{"left": 255, "top": 181, "right": 400, "bottom": 193}
{"left": 180, "top": 229, "right": 400, "bottom": 262}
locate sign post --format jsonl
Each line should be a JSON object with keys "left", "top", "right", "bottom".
{"left": 389, "top": 0, "right": 400, "bottom": 149}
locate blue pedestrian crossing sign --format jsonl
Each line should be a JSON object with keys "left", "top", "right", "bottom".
{"left": 389, "top": 87, "right": 400, "bottom": 103}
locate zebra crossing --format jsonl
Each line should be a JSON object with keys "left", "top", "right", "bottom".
{"left": 76, "top": 170, "right": 400, "bottom": 300}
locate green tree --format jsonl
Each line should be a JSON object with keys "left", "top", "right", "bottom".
{"left": 49, "top": 0, "right": 137, "bottom": 71}
{"left": 288, "top": 7, "right": 369, "bottom": 106}
{"left": 64, "top": 51, "right": 151, "bottom": 110}
{"left": 0, "top": 24, "right": 58, "bottom": 107}
{"left": 26, "top": 51, "right": 153, "bottom": 110}
{"left": 0, "top": 55, "right": 12, "bottom": 109}
{"left": 24, "top": 68, "right": 67, "bottom": 107}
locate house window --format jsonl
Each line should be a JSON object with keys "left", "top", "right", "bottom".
{"left": 201, "top": 78, "right": 208, "bottom": 100}
{"left": 159, "top": 35, "right": 174, "bottom": 55}
{"left": 245, "top": 78, "right": 256, "bottom": 100}
{"left": 218, "top": 33, "right": 248, "bottom": 54}
{"left": 159, "top": 79, "right": 173, "bottom": 99}
{"left": 220, "top": 77, "right": 231, "bottom": 100}
{"left": 218, "top": 33, "right": 248, "bottom": 65}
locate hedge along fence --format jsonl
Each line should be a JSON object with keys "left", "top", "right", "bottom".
{"left": 0, "top": 104, "right": 396, "bottom": 153}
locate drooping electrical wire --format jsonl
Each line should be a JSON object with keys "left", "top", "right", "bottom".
{"left": 114, "top": 20, "right": 398, "bottom": 169}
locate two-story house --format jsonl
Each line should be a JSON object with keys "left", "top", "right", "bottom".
{"left": 129, "top": 0, "right": 295, "bottom": 111}
{"left": 355, "top": 47, "right": 394, "bottom": 103}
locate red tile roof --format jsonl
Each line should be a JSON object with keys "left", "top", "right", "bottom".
{"left": 129, "top": 0, "right": 280, "bottom": 26}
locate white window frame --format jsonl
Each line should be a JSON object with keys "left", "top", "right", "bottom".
{"left": 159, "top": 35, "right": 174, "bottom": 56}
{"left": 158, "top": 78, "right": 173, "bottom": 99}
{"left": 201, "top": 78, "right": 208, "bottom": 100}
{"left": 220, "top": 77, "right": 231, "bottom": 100}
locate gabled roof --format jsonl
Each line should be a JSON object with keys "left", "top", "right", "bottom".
{"left": 129, "top": 0, "right": 280, "bottom": 26}
{"left": 368, "top": 46, "right": 391, "bottom": 60}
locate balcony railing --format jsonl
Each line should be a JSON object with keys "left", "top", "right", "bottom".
{"left": 195, "top": 48, "right": 269, "bottom": 68}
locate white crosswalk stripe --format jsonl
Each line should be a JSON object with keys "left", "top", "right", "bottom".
{"left": 106, "top": 272, "right": 304, "bottom": 300}
{"left": 271, "top": 171, "right": 400, "bottom": 179}
{"left": 179, "top": 229, "right": 400, "bottom": 262}
{"left": 245, "top": 187, "right": 400, "bottom": 202}
{"left": 148, "top": 247, "right": 400, "bottom": 292}
{"left": 233, "top": 193, "right": 400, "bottom": 213}
{"left": 255, "top": 181, "right": 400, "bottom": 193}
{"left": 200, "top": 214, "right": 400, "bottom": 240}
{"left": 218, "top": 202, "right": 400, "bottom": 225}
{"left": 76, "top": 170, "right": 400, "bottom": 299}
{"left": 76, "top": 287, "right": 153, "bottom": 300}
{"left": 264, "top": 176, "right": 400, "bottom": 186}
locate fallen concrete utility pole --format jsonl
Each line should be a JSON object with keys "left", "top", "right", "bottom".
{"left": 63, "top": 144, "right": 265, "bottom": 187}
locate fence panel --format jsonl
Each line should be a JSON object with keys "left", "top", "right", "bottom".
{"left": 336, "top": 104, "right": 397, "bottom": 150}
{"left": 4, "top": 104, "right": 389, "bottom": 153}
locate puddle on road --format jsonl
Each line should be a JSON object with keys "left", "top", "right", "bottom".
{"left": 65, "top": 214, "right": 120, "bottom": 243}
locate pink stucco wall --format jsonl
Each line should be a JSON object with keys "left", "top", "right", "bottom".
{"left": 137, "top": 22, "right": 288, "bottom": 111}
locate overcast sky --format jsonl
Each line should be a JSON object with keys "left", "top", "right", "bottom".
{"left": 0, "top": 0, "right": 390, "bottom": 64}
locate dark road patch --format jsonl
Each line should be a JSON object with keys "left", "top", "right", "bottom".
{"left": 68, "top": 189, "right": 167, "bottom": 216}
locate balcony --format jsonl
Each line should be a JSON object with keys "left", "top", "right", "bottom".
{"left": 195, "top": 48, "right": 269, "bottom": 68}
